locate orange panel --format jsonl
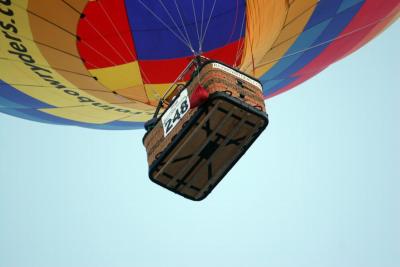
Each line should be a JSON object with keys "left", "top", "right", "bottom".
{"left": 239, "top": 0, "right": 288, "bottom": 74}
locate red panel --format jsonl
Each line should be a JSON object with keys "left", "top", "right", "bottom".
{"left": 271, "top": 0, "right": 400, "bottom": 98}
{"left": 204, "top": 39, "right": 244, "bottom": 67}
{"left": 77, "top": 0, "right": 137, "bottom": 69}
{"left": 139, "top": 39, "right": 244, "bottom": 84}
{"left": 340, "top": 6, "right": 400, "bottom": 60}
{"left": 293, "top": 0, "right": 400, "bottom": 77}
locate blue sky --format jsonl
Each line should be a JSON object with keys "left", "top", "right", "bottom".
{"left": 0, "top": 22, "right": 399, "bottom": 267}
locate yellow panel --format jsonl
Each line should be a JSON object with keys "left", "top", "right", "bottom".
{"left": 118, "top": 114, "right": 153, "bottom": 122}
{"left": 65, "top": 0, "right": 87, "bottom": 11}
{"left": 258, "top": 42, "right": 296, "bottom": 67}
{"left": 0, "top": 0, "right": 77, "bottom": 107}
{"left": 84, "top": 90, "right": 135, "bottom": 104}
{"left": 28, "top": 0, "right": 84, "bottom": 37}
{"left": 28, "top": 0, "right": 131, "bottom": 108}
{"left": 273, "top": 6, "right": 318, "bottom": 47}
{"left": 144, "top": 83, "right": 184, "bottom": 106}
{"left": 115, "top": 85, "right": 150, "bottom": 103}
{"left": 41, "top": 106, "right": 151, "bottom": 124}
{"left": 239, "top": 0, "right": 288, "bottom": 74}
{"left": 285, "top": 0, "right": 319, "bottom": 26}
{"left": 0, "top": 0, "right": 149, "bottom": 122}
{"left": 253, "top": 3, "right": 317, "bottom": 77}
{"left": 89, "top": 61, "right": 143, "bottom": 90}
{"left": 254, "top": 62, "right": 275, "bottom": 78}
{"left": 116, "top": 101, "right": 155, "bottom": 112}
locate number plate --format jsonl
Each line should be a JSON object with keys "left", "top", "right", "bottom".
{"left": 162, "top": 89, "right": 190, "bottom": 137}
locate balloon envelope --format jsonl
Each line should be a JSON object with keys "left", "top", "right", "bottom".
{"left": 0, "top": 0, "right": 398, "bottom": 129}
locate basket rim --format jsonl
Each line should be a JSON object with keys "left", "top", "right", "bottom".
{"left": 142, "top": 60, "right": 263, "bottom": 143}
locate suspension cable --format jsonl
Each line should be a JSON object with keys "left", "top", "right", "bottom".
{"left": 200, "top": 0, "right": 217, "bottom": 51}
{"left": 137, "top": 0, "right": 195, "bottom": 53}
{"left": 173, "top": 0, "right": 196, "bottom": 54}
{"left": 97, "top": 0, "right": 137, "bottom": 60}
{"left": 191, "top": 0, "right": 202, "bottom": 52}
{"left": 158, "top": 0, "right": 194, "bottom": 52}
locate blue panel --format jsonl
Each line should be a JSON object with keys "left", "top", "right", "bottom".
{"left": 100, "top": 120, "right": 144, "bottom": 130}
{"left": 274, "top": 2, "right": 363, "bottom": 81}
{"left": 0, "top": 81, "right": 54, "bottom": 109}
{"left": 0, "top": 82, "right": 143, "bottom": 130}
{"left": 264, "top": 77, "right": 297, "bottom": 96}
{"left": 304, "top": 0, "right": 342, "bottom": 30}
{"left": 0, "top": 108, "right": 65, "bottom": 125}
{"left": 0, "top": 107, "right": 143, "bottom": 130}
{"left": 261, "top": 79, "right": 285, "bottom": 90}
{"left": 260, "top": 20, "right": 331, "bottom": 82}
{"left": 125, "top": 0, "right": 246, "bottom": 59}
{"left": 338, "top": 0, "right": 365, "bottom": 13}
{"left": 0, "top": 95, "right": 25, "bottom": 108}
{"left": 260, "top": 0, "right": 364, "bottom": 96}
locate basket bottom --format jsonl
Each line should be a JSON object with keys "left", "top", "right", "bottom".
{"left": 148, "top": 93, "right": 268, "bottom": 201}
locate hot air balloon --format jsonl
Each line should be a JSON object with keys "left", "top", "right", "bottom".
{"left": 0, "top": 0, "right": 398, "bottom": 129}
{"left": 0, "top": 0, "right": 398, "bottom": 199}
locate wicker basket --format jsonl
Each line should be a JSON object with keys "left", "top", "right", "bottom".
{"left": 143, "top": 61, "right": 268, "bottom": 200}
